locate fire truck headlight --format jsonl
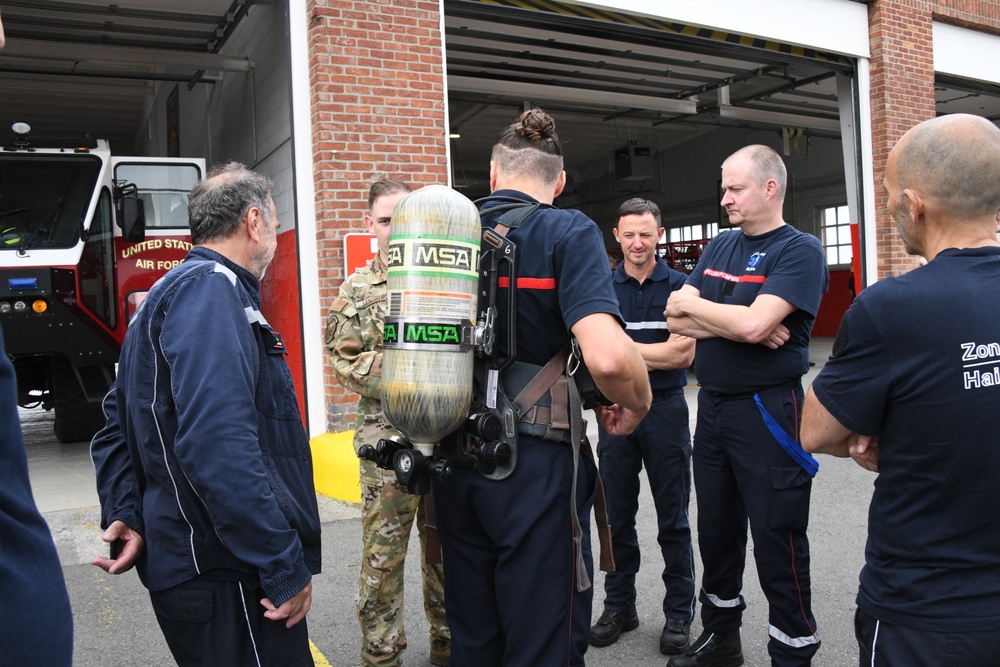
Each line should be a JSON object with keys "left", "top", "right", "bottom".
{"left": 13, "top": 300, "right": 27, "bottom": 312}
{"left": 32, "top": 299, "right": 47, "bottom": 313}
{"left": 0, "top": 302, "right": 10, "bottom": 314}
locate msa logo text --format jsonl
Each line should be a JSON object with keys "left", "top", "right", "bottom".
{"left": 384, "top": 322, "right": 460, "bottom": 345}
{"left": 387, "top": 242, "right": 473, "bottom": 270}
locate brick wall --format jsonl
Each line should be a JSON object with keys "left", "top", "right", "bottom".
{"left": 868, "top": 1, "right": 1000, "bottom": 280}
{"left": 933, "top": 0, "right": 1000, "bottom": 30}
{"left": 306, "top": 0, "right": 450, "bottom": 431}
{"left": 868, "top": 0, "right": 937, "bottom": 279}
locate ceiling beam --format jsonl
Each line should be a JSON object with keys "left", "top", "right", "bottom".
{"left": 0, "top": 76, "right": 154, "bottom": 98}
{"left": 0, "top": 39, "right": 252, "bottom": 72}
{"left": 717, "top": 105, "right": 840, "bottom": 132}
{"left": 449, "top": 75, "right": 698, "bottom": 115}
{"left": 1, "top": 0, "right": 225, "bottom": 25}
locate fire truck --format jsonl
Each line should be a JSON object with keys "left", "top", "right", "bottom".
{"left": 0, "top": 123, "right": 205, "bottom": 443}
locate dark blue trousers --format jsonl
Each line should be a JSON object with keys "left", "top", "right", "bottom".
{"left": 692, "top": 385, "right": 819, "bottom": 667}
{"left": 855, "top": 608, "right": 1000, "bottom": 667}
{"left": 597, "top": 390, "right": 695, "bottom": 621}
{"left": 434, "top": 435, "right": 597, "bottom": 667}
{"left": 149, "top": 575, "right": 312, "bottom": 667}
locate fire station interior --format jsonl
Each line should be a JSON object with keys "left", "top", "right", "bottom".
{"left": 0, "top": 0, "right": 253, "bottom": 156}
{"left": 3, "top": 0, "right": 1000, "bottom": 333}
{"left": 442, "top": 0, "right": 1000, "bottom": 333}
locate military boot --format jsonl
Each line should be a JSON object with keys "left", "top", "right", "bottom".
{"left": 589, "top": 609, "right": 639, "bottom": 647}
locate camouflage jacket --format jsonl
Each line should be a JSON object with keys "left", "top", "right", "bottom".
{"left": 325, "top": 253, "right": 401, "bottom": 448}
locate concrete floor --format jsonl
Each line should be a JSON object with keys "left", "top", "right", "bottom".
{"left": 26, "top": 337, "right": 877, "bottom": 667}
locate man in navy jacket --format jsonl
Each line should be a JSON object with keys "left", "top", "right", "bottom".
{"left": 91, "top": 163, "right": 321, "bottom": 667}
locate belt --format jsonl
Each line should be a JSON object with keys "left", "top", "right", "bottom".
{"left": 518, "top": 405, "right": 571, "bottom": 443}
{"left": 651, "top": 387, "right": 684, "bottom": 401}
{"left": 705, "top": 382, "right": 799, "bottom": 401}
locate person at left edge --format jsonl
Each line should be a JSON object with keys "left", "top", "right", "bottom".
{"left": 0, "top": 10, "right": 74, "bottom": 664}
{"left": 90, "top": 162, "right": 321, "bottom": 667}
{"left": 589, "top": 198, "right": 697, "bottom": 656}
{"left": 1, "top": 332, "right": 75, "bottom": 667}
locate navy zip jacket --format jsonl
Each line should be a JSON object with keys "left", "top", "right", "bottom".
{"left": 91, "top": 246, "right": 321, "bottom": 606}
{"left": 0, "top": 327, "right": 74, "bottom": 666}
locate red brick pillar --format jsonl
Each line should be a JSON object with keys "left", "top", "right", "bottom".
{"left": 867, "top": 0, "right": 936, "bottom": 280}
{"left": 306, "top": 0, "right": 450, "bottom": 431}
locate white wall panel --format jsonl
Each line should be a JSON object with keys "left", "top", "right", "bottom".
{"left": 934, "top": 22, "right": 1000, "bottom": 86}
{"left": 571, "top": 0, "right": 870, "bottom": 58}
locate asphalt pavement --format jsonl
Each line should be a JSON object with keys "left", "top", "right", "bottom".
{"left": 27, "top": 337, "right": 873, "bottom": 667}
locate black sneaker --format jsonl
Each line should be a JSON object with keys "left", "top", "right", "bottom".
{"left": 589, "top": 609, "right": 639, "bottom": 647}
{"left": 666, "top": 629, "right": 743, "bottom": 667}
{"left": 659, "top": 618, "right": 690, "bottom": 655}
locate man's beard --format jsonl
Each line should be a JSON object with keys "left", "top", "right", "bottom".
{"left": 249, "top": 244, "right": 275, "bottom": 281}
{"left": 892, "top": 197, "right": 920, "bottom": 256}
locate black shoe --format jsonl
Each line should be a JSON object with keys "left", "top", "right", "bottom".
{"left": 666, "top": 629, "right": 743, "bottom": 667}
{"left": 589, "top": 609, "right": 639, "bottom": 647}
{"left": 659, "top": 618, "right": 691, "bottom": 655}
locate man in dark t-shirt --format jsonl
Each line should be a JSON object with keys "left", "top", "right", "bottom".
{"left": 665, "top": 144, "right": 828, "bottom": 667}
{"left": 803, "top": 113, "right": 1000, "bottom": 666}
{"left": 433, "top": 109, "right": 651, "bottom": 667}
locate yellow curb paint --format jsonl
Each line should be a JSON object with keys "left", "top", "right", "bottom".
{"left": 310, "top": 639, "right": 334, "bottom": 667}
{"left": 310, "top": 430, "right": 361, "bottom": 504}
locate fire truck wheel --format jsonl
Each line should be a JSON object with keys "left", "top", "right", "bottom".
{"left": 51, "top": 358, "right": 108, "bottom": 444}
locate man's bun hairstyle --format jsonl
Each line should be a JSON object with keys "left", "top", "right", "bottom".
{"left": 492, "top": 108, "right": 564, "bottom": 184}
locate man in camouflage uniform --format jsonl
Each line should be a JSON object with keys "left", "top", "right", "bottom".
{"left": 326, "top": 178, "right": 450, "bottom": 667}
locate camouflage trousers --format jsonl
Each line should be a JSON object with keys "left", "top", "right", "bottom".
{"left": 358, "top": 458, "right": 450, "bottom": 667}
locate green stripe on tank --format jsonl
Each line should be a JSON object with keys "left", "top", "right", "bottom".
{"left": 387, "top": 268, "right": 479, "bottom": 281}
{"left": 389, "top": 233, "right": 481, "bottom": 245}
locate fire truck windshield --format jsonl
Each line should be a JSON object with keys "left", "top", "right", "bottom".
{"left": 0, "top": 153, "right": 103, "bottom": 250}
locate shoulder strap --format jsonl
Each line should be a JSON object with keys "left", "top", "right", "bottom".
{"left": 509, "top": 344, "right": 614, "bottom": 589}
{"left": 474, "top": 195, "right": 554, "bottom": 236}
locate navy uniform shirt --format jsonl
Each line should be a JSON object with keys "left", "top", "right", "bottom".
{"left": 481, "top": 189, "right": 622, "bottom": 366}
{"left": 812, "top": 246, "right": 1000, "bottom": 632}
{"left": 612, "top": 257, "right": 688, "bottom": 391}
{"left": 687, "top": 225, "right": 828, "bottom": 394}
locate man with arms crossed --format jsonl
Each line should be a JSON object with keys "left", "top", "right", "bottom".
{"left": 802, "top": 113, "right": 1000, "bottom": 666}
{"left": 665, "top": 145, "right": 827, "bottom": 667}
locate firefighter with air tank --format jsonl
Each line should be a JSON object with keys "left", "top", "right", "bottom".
{"left": 364, "top": 108, "right": 651, "bottom": 666}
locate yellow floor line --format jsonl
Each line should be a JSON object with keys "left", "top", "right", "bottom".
{"left": 310, "top": 639, "right": 333, "bottom": 667}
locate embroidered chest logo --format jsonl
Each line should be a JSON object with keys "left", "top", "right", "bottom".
{"left": 745, "top": 252, "right": 766, "bottom": 272}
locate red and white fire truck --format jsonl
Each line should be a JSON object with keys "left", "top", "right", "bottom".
{"left": 1, "top": 122, "right": 204, "bottom": 443}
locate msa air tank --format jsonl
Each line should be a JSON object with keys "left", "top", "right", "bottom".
{"left": 381, "top": 185, "right": 481, "bottom": 457}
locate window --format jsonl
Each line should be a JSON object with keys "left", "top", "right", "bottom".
{"left": 0, "top": 153, "right": 102, "bottom": 250}
{"left": 113, "top": 163, "right": 201, "bottom": 229}
{"left": 819, "top": 204, "right": 852, "bottom": 266}
{"left": 668, "top": 222, "right": 718, "bottom": 243}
